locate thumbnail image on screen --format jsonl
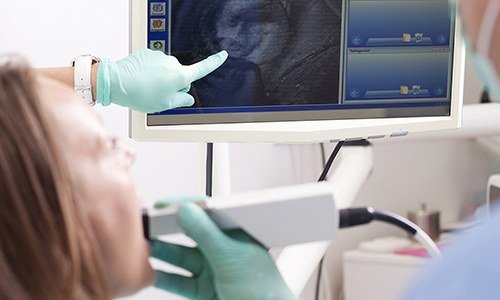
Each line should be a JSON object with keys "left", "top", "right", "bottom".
{"left": 169, "top": 0, "right": 342, "bottom": 107}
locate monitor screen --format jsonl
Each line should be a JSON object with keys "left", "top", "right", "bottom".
{"left": 145, "top": 0, "right": 456, "bottom": 126}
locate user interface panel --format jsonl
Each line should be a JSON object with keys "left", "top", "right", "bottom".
{"left": 146, "top": 0, "right": 455, "bottom": 126}
{"left": 344, "top": 0, "right": 453, "bottom": 103}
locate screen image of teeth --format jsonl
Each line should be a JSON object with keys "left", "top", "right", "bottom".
{"left": 343, "top": 0, "right": 452, "bottom": 103}
{"left": 170, "top": 0, "right": 343, "bottom": 108}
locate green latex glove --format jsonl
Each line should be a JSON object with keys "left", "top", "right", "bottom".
{"left": 153, "top": 194, "right": 208, "bottom": 210}
{"left": 96, "top": 49, "right": 228, "bottom": 113}
{"left": 151, "top": 201, "right": 296, "bottom": 300}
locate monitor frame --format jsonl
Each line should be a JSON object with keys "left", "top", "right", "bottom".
{"left": 129, "top": 0, "right": 465, "bottom": 143}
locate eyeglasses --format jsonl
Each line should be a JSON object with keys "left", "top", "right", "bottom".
{"left": 110, "top": 137, "right": 136, "bottom": 167}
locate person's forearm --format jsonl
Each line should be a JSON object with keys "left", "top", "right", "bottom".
{"left": 36, "top": 64, "right": 100, "bottom": 99}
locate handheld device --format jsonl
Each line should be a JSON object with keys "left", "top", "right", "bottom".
{"left": 142, "top": 182, "right": 441, "bottom": 257}
{"left": 142, "top": 182, "right": 338, "bottom": 248}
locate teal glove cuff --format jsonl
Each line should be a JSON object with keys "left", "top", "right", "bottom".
{"left": 96, "top": 58, "right": 112, "bottom": 106}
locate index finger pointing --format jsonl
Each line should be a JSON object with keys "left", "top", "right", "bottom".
{"left": 184, "top": 50, "right": 228, "bottom": 82}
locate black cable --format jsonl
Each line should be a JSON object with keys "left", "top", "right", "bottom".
{"left": 372, "top": 210, "right": 418, "bottom": 235}
{"left": 338, "top": 208, "right": 446, "bottom": 258}
{"left": 338, "top": 207, "right": 418, "bottom": 236}
{"left": 337, "top": 208, "right": 440, "bottom": 258}
{"left": 338, "top": 207, "right": 374, "bottom": 228}
{"left": 315, "top": 256, "right": 325, "bottom": 300}
{"left": 315, "top": 141, "right": 344, "bottom": 300}
{"left": 318, "top": 141, "right": 345, "bottom": 182}
{"left": 320, "top": 143, "right": 327, "bottom": 169}
{"left": 206, "top": 143, "right": 214, "bottom": 197}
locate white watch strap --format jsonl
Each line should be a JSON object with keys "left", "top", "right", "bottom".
{"left": 73, "top": 55, "right": 94, "bottom": 105}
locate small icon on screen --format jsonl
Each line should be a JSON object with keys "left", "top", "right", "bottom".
{"left": 434, "top": 87, "right": 445, "bottom": 96}
{"left": 402, "top": 33, "right": 411, "bottom": 43}
{"left": 436, "top": 34, "right": 447, "bottom": 44}
{"left": 150, "top": 40, "right": 166, "bottom": 52}
{"left": 415, "top": 33, "right": 424, "bottom": 43}
{"left": 349, "top": 89, "right": 362, "bottom": 98}
{"left": 351, "top": 35, "right": 363, "bottom": 46}
{"left": 150, "top": 18, "right": 166, "bottom": 32}
{"left": 150, "top": 2, "right": 166, "bottom": 16}
{"left": 412, "top": 85, "right": 421, "bottom": 95}
{"left": 400, "top": 86, "right": 409, "bottom": 95}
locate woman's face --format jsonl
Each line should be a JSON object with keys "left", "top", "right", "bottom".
{"left": 38, "top": 77, "right": 155, "bottom": 296}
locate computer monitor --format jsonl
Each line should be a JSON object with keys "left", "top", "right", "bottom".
{"left": 129, "top": 0, "right": 464, "bottom": 143}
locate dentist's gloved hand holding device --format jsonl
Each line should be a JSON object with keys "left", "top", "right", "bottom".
{"left": 145, "top": 182, "right": 338, "bottom": 300}
{"left": 96, "top": 49, "right": 228, "bottom": 113}
{"left": 151, "top": 202, "right": 296, "bottom": 300}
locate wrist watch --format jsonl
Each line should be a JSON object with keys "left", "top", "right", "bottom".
{"left": 71, "top": 55, "right": 101, "bottom": 105}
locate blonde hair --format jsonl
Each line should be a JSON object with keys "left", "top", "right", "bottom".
{"left": 0, "top": 57, "right": 109, "bottom": 299}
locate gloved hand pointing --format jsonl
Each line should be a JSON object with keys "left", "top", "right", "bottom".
{"left": 151, "top": 201, "right": 296, "bottom": 300}
{"left": 96, "top": 49, "right": 228, "bottom": 113}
